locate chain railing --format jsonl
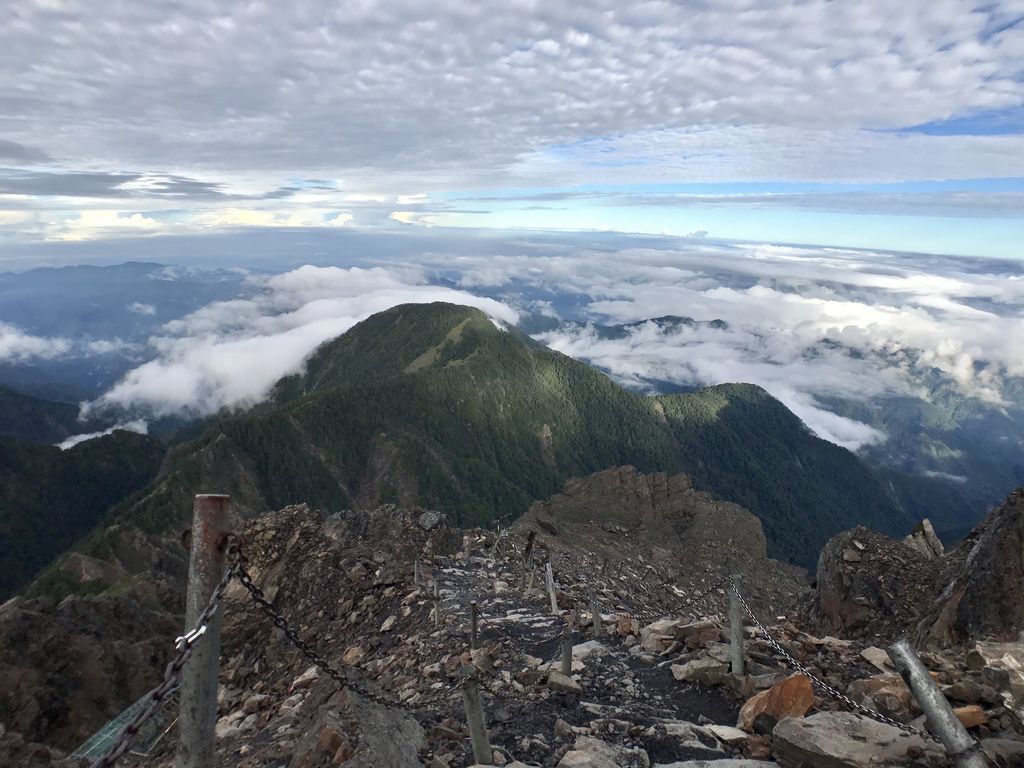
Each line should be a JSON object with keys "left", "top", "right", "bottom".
{"left": 87, "top": 541, "right": 240, "bottom": 768}
{"left": 725, "top": 577, "right": 939, "bottom": 741}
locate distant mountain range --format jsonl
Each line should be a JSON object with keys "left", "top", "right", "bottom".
{"left": 41, "top": 301, "right": 914, "bottom": 588}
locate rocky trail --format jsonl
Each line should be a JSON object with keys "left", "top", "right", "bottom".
{"left": 3, "top": 471, "right": 1024, "bottom": 768}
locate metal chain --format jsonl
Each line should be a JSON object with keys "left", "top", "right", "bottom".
{"left": 726, "top": 578, "right": 939, "bottom": 742}
{"left": 88, "top": 540, "right": 240, "bottom": 768}
{"left": 231, "top": 550, "right": 414, "bottom": 713}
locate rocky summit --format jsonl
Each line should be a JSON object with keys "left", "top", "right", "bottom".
{"left": 1, "top": 471, "right": 1023, "bottom": 767}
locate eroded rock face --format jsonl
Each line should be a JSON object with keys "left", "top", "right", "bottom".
{"left": 515, "top": 466, "right": 808, "bottom": 619}
{"left": 809, "top": 526, "right": 943, "bottom": 644}
{"left": 920, "top": 489, "right": 1024, "bottom": 646}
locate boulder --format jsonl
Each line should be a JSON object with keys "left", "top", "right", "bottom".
{"left": 558, "top": 736, "right": 649, "bottom": 768}
{"left": 737, "top": 674, "right": 815, "bottom": 732}
{"left": 671, "top": 657, "right": 727, "bottom": 686}
{"left": 644, "top": 721, "right": 725, "bottom": 760}
{"left": 771, "top": 711, "right": 946, "bottom": 768}
{"left": 547, "top": 670, "right": 583, "bottom": 695}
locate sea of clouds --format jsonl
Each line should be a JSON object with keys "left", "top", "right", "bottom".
{"left": 3, "top": 239, "right": 1020, "bottom": 453}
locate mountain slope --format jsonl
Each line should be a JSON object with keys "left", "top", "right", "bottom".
{"left": 0, "top": 385, "right": 84, "bottom": 443}
{"left": 70, "top": 303, "right": 910, "bottom": 573}
{"left": 0, "top": 431, "right": 166, "bottom": 598}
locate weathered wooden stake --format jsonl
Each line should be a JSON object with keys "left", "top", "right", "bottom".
{"left": 560, "top": 624, "right": 573, "bottom": 676}
{"left": 728, "top": 574, "right": 746, "bottom": 676}
{"left": 462, "top": 676, "right": 492, "bottom": 765}
{"left": 545, "top": 562, "right": 558, "bottom": 616}
{"left": 590, "top": 589, "right": 602, "bottom": 639}
{"left": 470, "top": 600, "right": 479, "bottom": 650}
{"left": 433, "top": 569, "right": 442, "bottom": 627}
{"left": 888, "top": 639, "right": 988, "bottom": 768}
{"left": 176, "top": 494, "right": 231, "bottom": 768}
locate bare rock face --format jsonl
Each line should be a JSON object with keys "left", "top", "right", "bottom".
{"left": 515, "top": 466, "right": 808, "bottom": 618}
{"left": 809, "top": 526, "right": 943, "bottom": 644}
{"left": 902, "top": 518, "right": 944, "bottom": 559}
{"left": 919, "top": 489, "right": 1024, "bottom": 646}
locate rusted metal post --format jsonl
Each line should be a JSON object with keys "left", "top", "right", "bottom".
{"left": 545, "top": 562, "right": 558, "bottom": 616}
{"left": 176, "top": 494, "right": 231, "bottom": 768}
{"left": 470, "top": 600, "right": 479, "bottom": 650}
{"left": 462, "top": 676, "right": 492, "bottom": 765}
{"left": 888, "top": 639, "right": 987, "bottom": 768}
{"left": 728, "top": 574, "right": 746, "bottom": 676}
{"left": 560, "top": 623, "right": 572, "bottom": 676}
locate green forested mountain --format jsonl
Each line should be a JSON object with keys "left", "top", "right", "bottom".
{"left": 0, "top": 431, "right": 165, "bottom": 598}
{"left": 76, "top": 302, "right": 910, "bottom": 572}
{"left": 0, "top": 385, "right": 84, "bottom": 443}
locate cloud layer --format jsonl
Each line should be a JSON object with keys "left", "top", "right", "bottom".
{"left": 85, "top": 266, "right": 518, "bottom": 417}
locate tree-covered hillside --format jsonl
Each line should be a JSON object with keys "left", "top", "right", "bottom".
{"left": 81, "top": 302, "right": 910, "bottom": 571}
{"left": 0, "top": 431, "right": 165, "bottom": 598}
{"left": 0, "top": 385, "right": 83, "bottom": 444}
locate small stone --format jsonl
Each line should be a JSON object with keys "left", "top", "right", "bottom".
{"left": 547, "top": 670, "right": 583, "bottom": 694}
{"left": 955, "top": 705, "right": 988, "bottom": 729}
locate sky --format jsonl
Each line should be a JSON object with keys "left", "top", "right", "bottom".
{"left": 1, "top": 0, "right": 1023, "bottom": 259}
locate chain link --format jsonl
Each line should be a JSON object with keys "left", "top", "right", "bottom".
{"left": 726, "top": 577, "right": 939, "bottom": 741}
{"left": 88, "top": 539, "right": 240, "bottom": 768}
{"left": 231, "top": 549, "right": 417, "bottom": 713}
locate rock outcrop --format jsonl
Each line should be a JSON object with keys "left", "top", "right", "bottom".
{"left": 809, "top": 526, "right": 942, "bottom": 644}
{"left": 919, "top": 489, "right": 1024, "bottom": 646}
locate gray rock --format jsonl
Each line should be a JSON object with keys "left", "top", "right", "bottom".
{"left": 558, "top": 736, "right": 650, "bottom": 768}
{"left": 645, "top": 721, "right": 726, "bottom": 760}
{"left": 416, "top": 510, "right": 442, "bottom": 530}
{"left": 772, "top": 711, "right": 945, "bottom": 768}
{"left": 654, "top": 762, "right": 776, "bottom": 768}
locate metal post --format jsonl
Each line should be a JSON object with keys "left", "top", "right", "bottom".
{"left": 433, "top": 569, "right": 442, "bottom": 627}
{"left": 470, "top": 601, "right": 479, "bottom": 650}
{"left": 176, "top": 494, "right": 231, "bottom": 768}
{"left": 590, "top": 589, "right": 602, "bottom": 639}
{"left": 888, "top": 639, "right": 987, "bottom": 768}
{"left": 560, "top": 624, "right": 573, "bottom": 676}
{"left": 545, "top": 562, "right": 558, "bottom": 616}
{"left": 728, "top": 574, "right": 745, "bottom": 676}
{"left": 463, "top": 533, "right": 472, "bottom": 560}
{"left": 526, "top": 563, "right": 536, "bottom": 593}
{"left": 413, "top": 556, "right": 421, "bottom": 587}
{"left": 462, "top": 676, "right": 492, "bottom": 765}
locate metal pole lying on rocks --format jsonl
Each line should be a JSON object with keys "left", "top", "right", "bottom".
{"left": 176, "top": 494, "right": 231, "bottom": 768}
{"left": 462, "top": 676, "right": 492, "bottom": 765}
{"left": 728, "top": 574, "right": 746, "bottom": 676}
{"left": 888, "top": 639, "right": 988, "bottom": 768}
{"left": 590, "top": 589, "right": 602, "bottom": 639}
{"left": 545, "top": 562, "right": 558, "bottom": 616}
{"left": 560, "top": 624, "right": 573, "bottom": 676}
{"left": 470, "top": 601, "right": 479, "bottom": 650}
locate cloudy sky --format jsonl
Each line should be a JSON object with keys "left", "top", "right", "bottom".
{"left": 1, "top": 0, "right": 1023, "bottom": 258}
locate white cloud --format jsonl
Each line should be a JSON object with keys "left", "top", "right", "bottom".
{"left": 198, "top": 207, "right": 353, "bottom": 229}
{"left": 127, "top": 302, "right": 156, "bottom": 316}
{"left": 57, "top": 419, "right": 148, "bottom": 450}
{"left": 0, "top": 322, "right": 71, "bottom": 361}
{"left": 86, "top": 265, "right": 519, "bottom": 418}
{"left": 49, "top": 210, "right": 165, "bottom": 241}
{"left": 0, "top": 211, "right": 30, "bottom": 225}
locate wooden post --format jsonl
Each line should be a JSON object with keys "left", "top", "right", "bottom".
{"left": 560, "top": 623, "right": 572, "bottom": 676}
{"left": 462, "top": 676, "right": 492, "bottom": 765}
{"left": 523, "top": 530, "right": 536, "bottom": 565}
{"left": 176, "top": 494, "right": 231, "bottom": 768}
{"left": 413, "top": 556, "right": 421, "bottom": 587}
{"left": 470, "top": 600, "right": 479, "bottom": 650}
{"left": 728, "top": 574, "right": 745, "bottom": 676}
{"left": 525, "top": 562, "right": 536, "bottom": 593}
{"left": 433, "top": 569, "right": 442, "bottom": 627}
{"left": 888, "top": 639, "right": 987, "bottom": 768}
{"left": 545, "top": 562, "right": 558, "bottom": 616}
{"left": 590, "top": 589, "right": 602, "bottom": 639}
